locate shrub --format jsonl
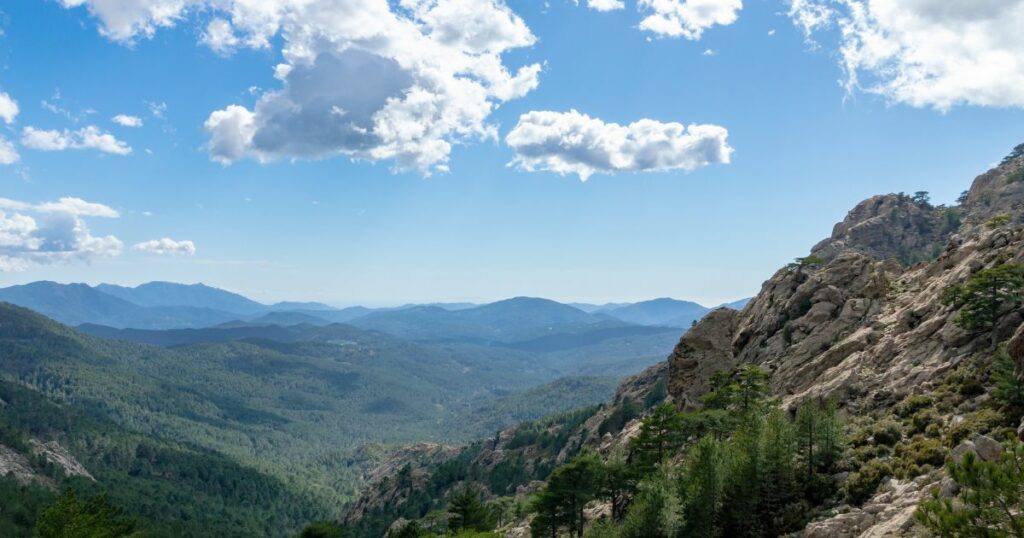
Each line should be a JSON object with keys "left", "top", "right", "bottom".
{"left": 871, "top": 420, "right": 903, "bottom": 446}
{"left": 958, "top": 379, "right": 985, "bottom": 397}
{"left": 843, "top": 460, "right": 893, "bottom": 505}
{"left": 911, "top": 409, "right": 942, "bottom": 435}
{"left": 986, "top": 214, "right": 1011, "bottom": 229}
{"left": 894, "top": 438, "right": 948, "bottom": 474}
{"left": 948, "top": 409, "right": 1005, "bottom": 445}
{"left": 896, "top": 395, "right": 932, "bottom": 418}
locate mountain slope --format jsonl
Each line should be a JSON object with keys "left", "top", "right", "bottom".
{"left": 0, "top": 281, "right": 241, "bottom": 329}
{"left": 350, "top": 297, "right": 615, "bottom": 343}
{"left": 96, "top": 281, "right": 268, "bottom": 314}
{"left": 0, "top": 379, "right": 322, "bottom": 537}
{"left": 601, "top": 297, "right": 709, "bottom": 327}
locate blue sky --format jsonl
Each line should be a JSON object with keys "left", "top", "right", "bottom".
{"left": 0, "top": 0, "right": 1021, "bottom": 306}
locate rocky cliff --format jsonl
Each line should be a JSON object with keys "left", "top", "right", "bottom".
{"left": 665, "top": 148, "right": 1024, "bottom": 536}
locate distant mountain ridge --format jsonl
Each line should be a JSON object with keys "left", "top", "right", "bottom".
{"left": 0, "top": 280, "right": 750, "bottom": 331}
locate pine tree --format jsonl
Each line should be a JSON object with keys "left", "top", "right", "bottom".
{"left": 953, "top": 263, "right": 1024, "bottom": 349}
{"left": 532, "top": 452, "right": 602, "bottom": 537}
{"left": 916, "top": 440, "right": 1024, "bottom": 536}
{"left": 617, "top": 470, "right": 681, "bottom": 538}
{"left": 629, "top": 404, "right": 686, "bottom": 477}
{"left": 448, "top": 488, "right": 494, "bottom": 532}
{"left": 681, "top": 436, "right": 725, "bottom": 538}
{"left": 757, "top": 408, "right": 798, "bottom": 536}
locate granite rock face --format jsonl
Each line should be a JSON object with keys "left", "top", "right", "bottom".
{"left": 811, "top": 194, "right": 954, "bottom": 265}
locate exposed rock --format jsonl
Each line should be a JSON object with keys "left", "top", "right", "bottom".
{"left": 667, "top": 308, "right": 738, "bottom": 410}
{"left": 0, "top": 443, "right": 44, "bottom": 485}
{"left": 952, "top": 440, "right": 977, "bottom": 463}
{"left": 973, "top": 434, "right": 1002, "bottom": 463}
{"left": 0, "top": 439, "right": 92, "bottom": 486}
{"left": 1008, "top": 322, "right": 1024, "bottom": 384}
{"left": 811, "top": 193, "right": 954, "bottom": 265}
{"left": 804, "top": 474, "right": 938, "bottom": 538}
{"left": 30, "top": 440, "right": 94, "bottom": 480}
{"left": 961, "top": 153, "right": 1024, "bottom": 230}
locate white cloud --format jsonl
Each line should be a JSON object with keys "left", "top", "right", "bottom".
{"left": 147, "top": 101, "right": 167, "bottom": 118}
{"left": 112, "top": 114, "right": 143, "bottom": 127}
{"left": 132, "top": 237, "right": 196, "bottom": 256}
{"left": 0, "top": 196, "right": 123, "bottom": 271}
{"left": 0, "top": 137, "right": 18, "bottom": 165}
{"left": 201, "top": 18, "right": 240, "bottom": 54}
{"left": 36, "top": 197, "right": 120, "bottom": 218}
{"left": 637, "top": 0, "right": 743, "bottom": 39}
{"left": 62, "top": 0, "right": 541, "bottom": 174}
{"left": 0, "top": 92, "right": 19, "bottom": 124}
{"left": 21, "top": 125, "right": 132, "bottom": 155}
{"left": 588, "top": 0, "right": 625, "bottom": 11}
{"left": 789, "top": 0, "right": 1024, "bottom": 110}
{"left": 506, "top": 110, "right": 732, "bottom": 181}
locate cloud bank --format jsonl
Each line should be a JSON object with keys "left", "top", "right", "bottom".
{"left": 63, "top": 0, "right": 542, "bottom": 174}
{"left": 133, "top": 238, "right": 197, "bottom": 256}
{"left": 789, "top": 0, "right": 1024, "bottom": 110}
{"left": 0, "top": 197, "right": 123, "bottom": 271}
{"left": 21, "top": 126, "right": 132, "bottom": 155}
{"left": 506, "top": 110, "right": 732, "bottom": 181}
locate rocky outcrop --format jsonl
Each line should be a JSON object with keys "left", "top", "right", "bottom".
{"left": 0, "top": 439, "right": 92, "bottom": 486}
{"left": 961, "top": 152, "right": 1024, "bottom": 230}
{"left": 660, "top": 153, "right": 1024, "bottom": 537}
{"left": 805, "top": 474, "right": 943, "bottom": 538}
{"left": 667, "top": 308, "right": 738, "bottom": 410}
{"left": 810, "top": 194, "right": 954, "bottom": 265}
{"left": 0, "top": 443, "right": 45, "bottom": 485}
{"left": 30, "top": 440, "right": 94, "bottom": 480}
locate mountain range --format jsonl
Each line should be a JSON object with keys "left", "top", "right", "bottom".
{"left": 0, "top": 280, "right": 747, "bottom": 332}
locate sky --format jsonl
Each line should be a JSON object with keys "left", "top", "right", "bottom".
{"left": 0, "top": 0, "right": 1021, "bottom": 307}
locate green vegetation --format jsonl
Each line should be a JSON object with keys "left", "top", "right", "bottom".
{"left": 342, "top": 407, "right": 600, "bottom": 538}
{"left": 987, "top": 214, "right": 1013, "bottom": 228}
{"left": 34, "top": 490, "right": 137, "bottom": 538}
{"left": 1001, "top": 143, "right": 1024, "bottom": 166}
{"left": 0, "top": 302, "right": 646, "bottom": 518}
{"left": 516, "top": 366, "right": 845, "bottom": 538}
{"left": 917, "top": 440, "right": 1024, "bottom": 537}
{"left": 944, "top": 263, "right": 1024, "bottom": 348}
{"left": 0, "top": 379, "right": 322, "bottom": 537}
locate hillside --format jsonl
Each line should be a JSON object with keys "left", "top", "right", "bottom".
{"left": 601, "top": 298, "right": 709, "bottom": 328}
{"left": 0, "top": 305, "right": 573, "bottom": 505}
{"left": 337, "top": 145, "right": 1024, "bottom": 538}
{"left": 96, "top": 282, "right": 269, "bottom": 315}
{"left": 0, "top": 379, "right": 323, "bottom": 537}
{"left": 0, "top": 282, "right": 242, "bottom": 329}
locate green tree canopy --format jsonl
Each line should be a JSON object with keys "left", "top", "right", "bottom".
{"left": 35, "top": 490, "right": 137, "bottom": 538}
{"left": 950, "top": 263, "right": 1024, "bottom": 348}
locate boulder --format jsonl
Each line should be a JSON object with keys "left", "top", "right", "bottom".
{"left": 973, "top": 434, "right": 1002, "bottom": 463}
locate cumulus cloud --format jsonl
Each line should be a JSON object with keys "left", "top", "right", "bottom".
{"left": 637, "top": 0, "right": 742, "bottom": 39}
{"left": 21, "top": 125, "right": 132, "bottom": 155}
{"left": 505, "top": 110, "right": 732, "bottom": 181}
{"left": 588, "top": 0, "right": 625, "bottom": 11}
{"left": 132, "top": 237, "right": 196, "bottom": 256}
{"left": 0, "top": 196, "right": 123, "bottom": 271}
{"left": 62, "top": 0, "right": 542, "bottom": 174}
{"left": 0, "top": 92, "right": 19, "bottom": 124}
{"left": 789, "top": 0, "right": 1024, "bottom": 110}
{"left": 201, "top": 18, "right": 240, "bottom": 54}
{"left": 112, "top": 114, "right": 143, "bottom": 127}
{"left": 0, "top": 137, "right": 18, "bottom": 165}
